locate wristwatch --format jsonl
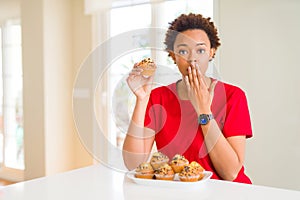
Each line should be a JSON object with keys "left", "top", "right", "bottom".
{"left": 198, "top": 114, "right": 214, "bottom": 125}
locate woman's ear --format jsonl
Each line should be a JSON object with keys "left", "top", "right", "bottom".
{"left": 209, "top": 48, "right": 216, "bottom": 60}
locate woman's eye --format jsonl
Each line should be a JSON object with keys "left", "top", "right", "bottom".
{"left": 197, "top": 49, "right": 206, "bottom": 54}
{"left": 178, "top": 50, "right": 188, "bottom": 55}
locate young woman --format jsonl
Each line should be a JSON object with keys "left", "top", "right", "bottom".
{"left": 122, "top": 13, "right": 252, "bottom": 184}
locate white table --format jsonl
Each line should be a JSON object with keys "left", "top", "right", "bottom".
{"left": 1, "top": 163, "right": 300, "bottom": 200}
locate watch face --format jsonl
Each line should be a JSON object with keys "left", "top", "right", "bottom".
{"left": 199, "top": 114, "right": 209, "bottom": 125}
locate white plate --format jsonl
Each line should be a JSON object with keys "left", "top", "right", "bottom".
{"left": 126, "top": 171, "right": 213, "bottom": 188}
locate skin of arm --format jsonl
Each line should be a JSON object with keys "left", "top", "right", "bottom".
{"left": 122, "top": 65, "right": 155, "bottom": 170}
{"left": 122, "top": 98, "right": 155, "bottom": 170}
{"left": 184, "top": 64, "right": 246, "bottom": 181}
{"left": 201, "top": 121, "right": 246, "bottom": 180}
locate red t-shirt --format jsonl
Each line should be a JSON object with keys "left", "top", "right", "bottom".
{"left": 144, "top": 81, "right": 253, "bottom": 184}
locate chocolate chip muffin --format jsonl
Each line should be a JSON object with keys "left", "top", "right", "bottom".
{"left": 135, "top": 162, "right": 154, "bottom": 179}
{"left": 150, "top": 152, "right": 169, "bottom": 170}
{"left": 170, "top": 154, "right": 189, "bottom": 173}
{"left": 154, "top": 163, "right": 175, "bottom": 181}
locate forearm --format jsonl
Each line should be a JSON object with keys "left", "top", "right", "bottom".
{"left": 201, "top": 120, "right": 244, "bottom": 181}
{"left": 122, "top": 98, "right": 154, "bottom": 170}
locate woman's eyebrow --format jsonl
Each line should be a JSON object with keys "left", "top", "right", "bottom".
{"left": 196, "top": 42, "right": 206, "bottom": 46}
{"left": 176, "top": 42, "right": 206, "bottom": 48}
{"left": 176, "top": 44, "right": 188, "bottom": 47}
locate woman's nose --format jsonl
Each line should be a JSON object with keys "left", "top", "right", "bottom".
{"left": 188, "top": 59, "right": 197, "bottom": 65}
{"left": 187, "top": 51, "right": 198, "bottom": 65}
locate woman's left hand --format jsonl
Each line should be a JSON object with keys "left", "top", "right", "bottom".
{"left": 184, "top": 64, "right": 218, "bottom": 115}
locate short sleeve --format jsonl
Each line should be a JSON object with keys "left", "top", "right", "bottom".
{"left": 222, "top": 89, "right": 252, "bottom": 138}
{"left": 144, "top": 87, "right": 169, "bottom": 133}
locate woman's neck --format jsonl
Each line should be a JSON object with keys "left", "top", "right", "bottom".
{"left": 176, "top": 80, "right": 188, "bottom": 100}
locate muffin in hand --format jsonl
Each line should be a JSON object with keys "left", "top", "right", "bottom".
{"left": 137, "top": 57, "right": 156, "bottom": 77}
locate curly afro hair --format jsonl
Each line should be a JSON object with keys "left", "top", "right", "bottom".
{"left": 164, "top": 13, "right": 221, "bottom": 58}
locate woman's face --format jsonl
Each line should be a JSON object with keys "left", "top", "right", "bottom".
{"left": 171, "top": 29, "right": 215, "bottom": 76}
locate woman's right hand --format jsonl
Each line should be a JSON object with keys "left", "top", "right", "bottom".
{"left": 126, "top": 63, "right": 155, "bottom": 100}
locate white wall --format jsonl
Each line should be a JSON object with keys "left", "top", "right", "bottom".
{"left": 43, "top": 0, "right": 77, "bottom": 175}
{"left": 72, "top": 0, "right": 94, "bottom": 169}
{"left": 216, "top": 0, "right": 300, "bottom": 190}
{"left": 22, "top": 0, "right": 46, "bottom": 179}
{"left": 0, "top": 0, "right": 20, "bottom": 24}
{"left": 22, "top": 0, "right": 93, "bottom": 180}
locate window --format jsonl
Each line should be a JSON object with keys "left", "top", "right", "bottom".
{"left": 108, "top": 3, "right": 152, "bottom": 149}
{"left": 105, "top": 0, "right": 214, "bottom": 150}
{"left": 110, "top": 3, "right": 152, "bottom": 37}
{"left": 0, "top": 21, "right": 24, "bottom": 177}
